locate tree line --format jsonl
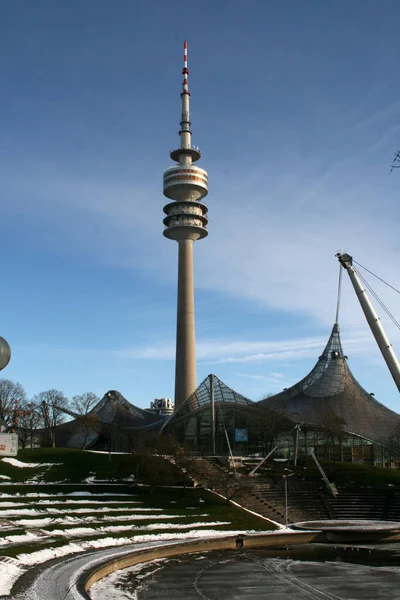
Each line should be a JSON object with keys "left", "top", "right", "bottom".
{"left": 0, "top": 378, "right": 100, "bottom": 449}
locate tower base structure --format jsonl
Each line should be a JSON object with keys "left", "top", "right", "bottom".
{"left": 174, "top": 239, "right": 196, "bottom": 408}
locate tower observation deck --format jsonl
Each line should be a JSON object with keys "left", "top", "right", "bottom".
{"left": 163, "top": 41, "right": 208, "bottom": 410}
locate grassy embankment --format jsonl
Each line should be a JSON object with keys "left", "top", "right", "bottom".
{"left": 0, "top": 447, "right": 186, "bottom": 484}
{"left": 0, "top": 449, "right": 275, "bottom": 561}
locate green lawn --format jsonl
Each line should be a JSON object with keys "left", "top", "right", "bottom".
{"left": 0, "top": 448, "right": 188, "bottom": 485}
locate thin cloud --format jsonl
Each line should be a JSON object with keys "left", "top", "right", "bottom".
{"left": 115, "top": 330, "right": 379, "bottom": 365}
{"left": 236, "top": 373, "right": 270, "bottom": 381}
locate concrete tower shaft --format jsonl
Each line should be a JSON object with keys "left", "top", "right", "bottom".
{"left": 163, "top": 42, "right": 209, "bottom": 409}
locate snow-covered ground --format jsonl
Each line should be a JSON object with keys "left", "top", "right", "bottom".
{"left": 0, "top": 485, "right": 268, "bottom": 598}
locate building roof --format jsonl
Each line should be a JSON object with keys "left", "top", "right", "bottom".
{"left": 163, "top": 374, "right": 292, "bottom": 430}
{"left": 92, "top": 390, "right": 161, "bottom": 427}
{"left": 259, "top": 324, "right": 400, "bottom": 446}
{"left": 56, "top": 390, "right": 165, "bottom": 448}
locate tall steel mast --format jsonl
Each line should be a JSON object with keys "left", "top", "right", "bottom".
{"left": 336, "top": 252, "right": 400, "bottom": 393}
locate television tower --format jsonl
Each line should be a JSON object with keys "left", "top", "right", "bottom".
{"left": 163, "top": 41, "right": 208, "bottom": 410}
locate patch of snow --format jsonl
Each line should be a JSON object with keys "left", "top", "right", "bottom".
{"left": 84, "top": 476, "right": 96, "bottom": 483}
{"left": 0, "top": 531, "right": 44, "bottom": 546}
{"left": 1, "top": 458, "right": 43, "bottom": 468}
{"left": 13, "top": 518, "right": 57, "bottom": 527}
{"left": 144, "top": 521, "right": 228, "bottom": 531}
{"left": 88, "top": 451, "right": 131, "bottom": 455}
{"left": 36, "top": 521, "right": 230, "bottom": 540}
{"left": 84, "top": 475, "right": 136, "bottom": 483}
{"left": 37, "top": 499, "right": 141, "bottom": 505}
{"left": 6, "top": 513, "right": 194, "bottom": 529}
{"left": 1, "top": 458, "right": 61, "bottom": 468}
{"left": 91, "top": 581, "right": 131, "bottom": 600}
{"left": 0, "top": 499, "right": 141, "bottom": 506}
{"left": 1, "top": 491, "right": 132, "bottom": 498}
{"left": 0, "top": 556, "right": 25, "bottom": 597}
{"left": 0, "top": 474, "right": 11, "bottom": 480}
{"left": 0, "top": 492, "right": 134, "bottom": 498}
{"left": 0, "top": 509, "right": 45, "bottom": 516}
{"left": 61, "top": 492, "right": 132, "bottom": 497}
{"left": 0, "top": 507, "right": 165, "bottom": 517}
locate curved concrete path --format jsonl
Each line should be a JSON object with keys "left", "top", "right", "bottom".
{"left": 14, "top": 540, "right": 183, "bottom": 600}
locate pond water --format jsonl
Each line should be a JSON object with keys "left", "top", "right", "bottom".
{"left": 89, "top": 543, "right": 400, "bottom": 599}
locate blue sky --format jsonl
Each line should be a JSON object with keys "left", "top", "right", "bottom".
{"left": 1, "top": 0, "right": 400, "bottom": 411}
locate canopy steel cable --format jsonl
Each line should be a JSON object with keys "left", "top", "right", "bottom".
{"left": 159, "top": 394, "right": 189, "bottom": 431}
{"left": 356, "top": 268, "right": 400, "bottom": 330}
{"left": 335, "top": 263, "right": 343, "bottom": 325}
{"left": 356, "top": 269, "right": 400, "bottom": 328}
{"left": 353, "top": 260, "right": 400, "bottom": 295}
{"left": 354, "top": 267, "right": 400, "bottom": 331}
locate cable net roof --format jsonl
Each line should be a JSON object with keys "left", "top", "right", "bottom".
{"left": 259, "top": 324, "right": 400, "bottom": 446}
{"left": 56, "top": 390, "right": 165, "bottom": 448}
{"left": 163, "top": 374, "right": 262, "bottom": 429}
{"left": 92, "top": 391, "right": 161, "bottom": 426}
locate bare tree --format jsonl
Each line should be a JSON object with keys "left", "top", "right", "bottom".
{"left": 35, "top": 390, "right": 69, "bottom": 447}
{"left": 71, "top": 392, "right": 100, "bottom": 450}
{"left": 178, "top": 456, "right": 255, "bottom": 504}
{"left": 71, "top": 392, "right": 99, "bottom": 416}
{"left": 17, "top": 400, "right": 42, "bottom": 449}
{"left": 217, "top": 471, "right": 256, "bottom": 504}
{"left": 0, "top": 379, "right": 27, "bottom": 430}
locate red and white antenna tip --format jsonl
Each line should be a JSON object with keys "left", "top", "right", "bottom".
{"left": 182, "top": 40, "right": 189, "bottom": 94}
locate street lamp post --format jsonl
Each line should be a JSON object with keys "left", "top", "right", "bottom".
{"left": 283, "top": 475, "right": 288, "bottom": 528}
{"left": 283, "top": 470, "right": 295, "bottom": 528}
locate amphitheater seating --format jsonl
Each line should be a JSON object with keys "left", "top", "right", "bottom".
{"left": 328, "top": 488, "right": 400, "bottom": 521}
